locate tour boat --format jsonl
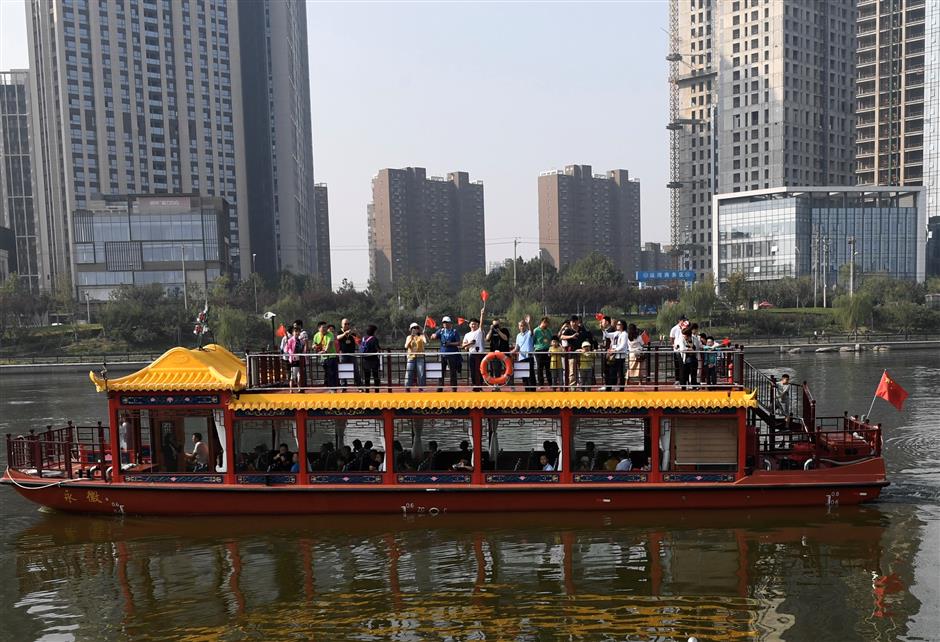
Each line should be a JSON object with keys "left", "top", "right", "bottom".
{"left": 2, "top": 344, "right": 888, "bottom": 515}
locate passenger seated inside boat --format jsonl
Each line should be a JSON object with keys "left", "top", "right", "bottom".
{"left": 615, "top": 450, "right": 633, "bottom": 471}
{"left": 269, "top": 443, "right": 293, "bottom": 472}
{"left": 417, "top": 441, "right": 441, "bottom": 471}
{"left": 457, "top": 440, "right": 472, "bottom": 463}
{"left": 185, "top": 432, "right": 209, "bottom": 472}
{"left": 452, "top": 458, "right": 473, "bottom": 471}
{"left": 539, "top": 454, "right": 554, "bottom": 471}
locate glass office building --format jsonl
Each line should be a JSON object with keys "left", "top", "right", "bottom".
{"left": 73, "top": 194, "right": 230, "bottom": 301}
{"left": 714, "top": 187, "right": 927, "bottom": 286}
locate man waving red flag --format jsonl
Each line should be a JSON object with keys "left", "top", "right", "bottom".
{"left": 874, "top": 370, "right": 908, "bottom": 411}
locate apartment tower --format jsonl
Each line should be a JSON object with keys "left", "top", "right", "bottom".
{"left": 668, "top": 0, "right": 857, "bottom": 277}
{"left": 368, "top": 167, "right": 485, "bottom": 289}
{"left": 538, "top": 165, "right": 641, "bottom": 276}
{"left": 313, "top": 183, "right": 332, "bottom": 286}
{"left": 0, "top": 70, "right": 43, "bottom": 292}
{"left": 24, "top": 0, "right": 327, "bottom": 296}
{"left": 855, "top": 0, "right": 940, "bottom": 226}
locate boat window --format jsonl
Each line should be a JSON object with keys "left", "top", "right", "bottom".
{"left": 306, "top": 418, "right": 385, "bottom": 472}
{"left": 570, "top": 417, "right": 651, "bottom": 472}
{"left": 670, "top": 418, "right": 739, "bottom": 471}
{"left": 484, "top": 416, "right": 561, "bottom": 472}
{"left": 393, "top": 417, "right": 472, "bottom": 472}
{"left": 234, "top": 418, "right": 298, "bottom": 472}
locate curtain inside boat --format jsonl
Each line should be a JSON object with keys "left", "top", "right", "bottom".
{"left": 660, "top": 419, "right": 671, "bottom": 471}
{"left": 487, "top": 419, "right": 498, "bottom": 469}
{"left": 213, "top": 409, "right": 227, "bottom": 473}
{"left": 411, "top": 419, "right": 424, "bottom": 459}
{"left": 554, "top": 433, "right": 563, "bottom": 471}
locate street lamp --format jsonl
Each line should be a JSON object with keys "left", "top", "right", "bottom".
{"left": 251, "top": 253, "right": 258, "bottom": 313}
{"left": 263, "top": 311, "right": 277, "bottom": 350}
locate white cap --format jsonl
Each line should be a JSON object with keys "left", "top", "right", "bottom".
{"left": 409, "top": 322, "right": 420, "bottom": 329}
{"left": 442, "top": 316, "right": 453, "bottom": 323}
{"left": 581, "top": 341, "right": 592, "bottom": 348}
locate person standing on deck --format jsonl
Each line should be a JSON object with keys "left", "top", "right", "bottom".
{"left": 533, "top": 317, "right": 552, "bottom": 388}
{"left": 336, "top": 318, "right": 361, "bottom": 389}
{"left": 313, "top": 321, "right": 339, "bottom": 389}
{"left": 431, "top": 317, "right": 462, "bottom": 391}
{"left": 599, "top": 316, "right": 616, "bottom": 389}
{"left": 461, "top": 307, "right": 486, "bottom": 390}
{"left": 626, "top": 323, "right": 644, "bottom": 385}
{"left": 359, "top": 324, "right": 381, "bottom": 392}
{"left": 669, "top": 315, "right": 688, "bottom": 385}
{"left": 404, "top": 322, "right": 428, "bottom": 390}
{"left": 606, "top": 319, "right": 628, "bottom": 390}
{"left": 512, "top": 315, "right": 535, "bottom": 391}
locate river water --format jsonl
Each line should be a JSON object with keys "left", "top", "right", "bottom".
{"left": 0, "top": 351, "right": 937, "bottom": 641}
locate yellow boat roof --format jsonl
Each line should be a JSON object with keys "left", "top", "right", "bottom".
{"left": 230, "top": 390, "right": 756, "bottom": 412}
{"left": 90, "top": 344, "right": 246, "bottom": 393}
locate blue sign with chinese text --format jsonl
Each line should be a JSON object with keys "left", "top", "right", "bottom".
{"left": 636, "top": 270, "right": 696, "bottom": 282}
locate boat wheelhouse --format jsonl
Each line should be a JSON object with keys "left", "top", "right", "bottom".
{"left": 2, "top": 344, "right": 888, "bottom": 515}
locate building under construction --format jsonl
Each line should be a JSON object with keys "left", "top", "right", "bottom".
{"left": 667, "top": 0, "right": 857, "bottom": 279}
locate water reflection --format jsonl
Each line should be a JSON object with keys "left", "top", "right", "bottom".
{"left": 11, "top": 507, "right": 924, "bottom": 642}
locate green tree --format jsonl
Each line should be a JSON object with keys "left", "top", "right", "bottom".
{"left": 834, "top": 293, "right": 874, "bottom": 334}
{"left": 681, "top": 274, "right": 717, "bottom": 321}
{"left": 724, "top": 272, "right": 749, "bottom": 309}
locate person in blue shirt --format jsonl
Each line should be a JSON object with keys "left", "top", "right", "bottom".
{"left": 512, "top": 315, "right": 535, "bottom": 391}
{"left": 431, "top": 316, "right": 462, "bottom": 391}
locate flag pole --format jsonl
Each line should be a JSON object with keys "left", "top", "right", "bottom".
{"left": 866, "top": 369, "right": 887, "bottom": 419}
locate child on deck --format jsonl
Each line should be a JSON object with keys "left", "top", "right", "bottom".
{"left": 548, "top": 337, "right": 565, "bottom": 390}
{"left": 577, "top": 341, "right": 595, "bottom": 390}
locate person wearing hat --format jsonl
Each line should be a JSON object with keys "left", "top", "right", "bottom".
{"left": 577, "top": 340, "right": 595, "bottom": 390}
{"left": 431, "top": 316, "right": 462, "bottom": 391}
{"left": 404, "top": 322, "right": 427, "bottom": 390}
{"left": 669, "top": 314, "right": 689, "bottom": 385}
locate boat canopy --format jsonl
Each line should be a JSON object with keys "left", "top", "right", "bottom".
{"left": 229, "top": 390, "right": 757, "bottom": 412}
{"left": 89, "top": 344, "right": 246, "bottom": 393}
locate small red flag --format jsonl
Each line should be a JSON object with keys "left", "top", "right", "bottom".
{"left": 480, "top": 289, "right": 489, "bottom": 302}
{"left": 875, "top": 370, "right": 908, "bottom": 411}
{"left": 594, "top": 312, "right": 604, "bottom": 321}
{"left": 424, "top": 316, "right": 437, "bottom": 329}
{"left": 276, "top": 324, "right": 287, "bottom": 338}
{"left": 457, "top": 317, "right": 466, "bottom": 325}
{"left": 641, "top": 330, "right": 650, "bottom": 345}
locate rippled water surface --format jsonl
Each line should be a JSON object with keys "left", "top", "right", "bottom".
{"left": 1, "top": 351, "right": 938, "bottom": 641}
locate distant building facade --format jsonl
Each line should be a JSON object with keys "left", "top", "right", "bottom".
{"left": 714, "top": 187, "right": 926, "bottom": 287}
{"left": 313, "top": 183, "right": 332, "bottom": 286}
{"left": 639, "top": 242, "right": 675, "bottom": 273}
{"left": 927, "top": 216, "right": 940, "bottom": 277}
{"left": 0, "top": 70, "right": 42, "bottom": 292}
{"left": 0, "top": 226, "right": 15, "bottom": 282}
{"left": 72, "top": 194, "right": 230, "bottom": 301}
{"left": 368, "top": 167, "right": 484, "bottom": 289}
{"left": 856, "top": 0, "right": 940, "bottom": 227}
{"left": 538, "top": 165, "right": 641, "bottom": 276}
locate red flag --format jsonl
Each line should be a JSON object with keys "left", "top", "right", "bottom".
{"left": 594, "top": 312, "right": 605, "bottom": 321}
{"left": 875, "top": 370, "right": 908, "bottom": 411}
{"left": 480, "top": 289, "right": 489, "bottom": 302}
{"left": 457, "top": 317, "right": 466, "bottom": 325}
{"left": 276, "top": 324, "right": 287, "bottom": 338}
{"left": 641, "top": 330, "right": 650, "bottom": 345}
{"left": 424, "top": 316, "right": 437, "bottom": 329}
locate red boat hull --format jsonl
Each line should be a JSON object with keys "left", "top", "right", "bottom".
{"left": 3, "top": 460, "right": 888, "bottom": 516}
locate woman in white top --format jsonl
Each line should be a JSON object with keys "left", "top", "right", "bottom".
{"left": 606, "top": 320, "right": 629, "bottom": 390}
{"left": 626, "top": 323, "right": 645, "bottom": 384}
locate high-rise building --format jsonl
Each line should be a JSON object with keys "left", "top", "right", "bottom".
{"left": 368, "top": 167, "right": 484, "bottom": 289}
{"left": 24, "top": 0, "right": 326, "bottom": 298}
{"left": 855, "top": 0, "right": 940, "bottom": 229}
{"left": 313, "top": 183, "right": 332, "bottom": 286}
{"left": 668, "top": 0, "right": 857, "bottom": 278}
{"left": 0, "top": 70, "right": 43, "bottom": 292}
{"left": 538, "top": 165, "right": 641, "bottom": 276}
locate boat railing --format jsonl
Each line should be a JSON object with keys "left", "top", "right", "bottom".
{"left": 245, "top": 346, "right": 748, "bottom": 392}
{"left": 6, "top": 423, "right": 112, "bottom": 480}
{"left": 755, "top": 413, "right": 882, "bottom": 466}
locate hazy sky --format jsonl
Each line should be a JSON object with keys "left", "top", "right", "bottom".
{"left": 0, "top": 1, "right": 669, "bottom": 289}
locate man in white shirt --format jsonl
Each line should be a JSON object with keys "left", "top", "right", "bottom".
{"left": 462, "top": 307, "right": 486, "bottom": 389}
{"left": 185, "top": 432, "right": 210, "bottom": 472}
{"left": 669, "top": 315, "right": 689, "bottom": 384}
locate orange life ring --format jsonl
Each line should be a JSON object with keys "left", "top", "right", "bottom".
{"left": 480, "top": 351, "right": 514, "bottom": 386}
